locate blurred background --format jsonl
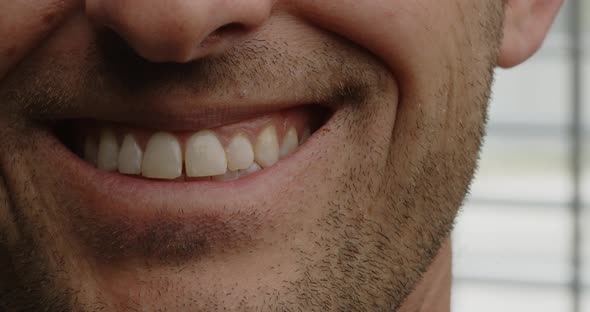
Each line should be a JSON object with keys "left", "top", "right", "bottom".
{"left": 451, "top": 1, "right": 590, "bottom": 311}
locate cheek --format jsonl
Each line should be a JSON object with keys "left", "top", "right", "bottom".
{"left": 0, "top": 1, "right": 80, "bottom": 79}
{"left": 291, "top": 0, "right": 496, "bottom": 215}
{"left": 289, "top": 0, "right": 467, "bottom": 158}
{"left": 0, "top": 173, "right": 20, "bottom": 246}
{"left": 290, "top": 0, "right": 457, "bottom": 87}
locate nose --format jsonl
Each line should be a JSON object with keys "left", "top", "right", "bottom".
{"left": 86, "top": 0, "right": 273, "bottom": 63}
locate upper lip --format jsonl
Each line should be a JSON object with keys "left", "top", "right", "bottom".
{"left": 53, "top": 99, "right": 328, "bottom": 132}
{"left": 11, "top": 30, "right": 364, "bottom": 132}
{"left": 29, "top": 32, "right": 342, "bottom": 130}
{"left": 34, "top": 80, "right": 341, "bottom": 132}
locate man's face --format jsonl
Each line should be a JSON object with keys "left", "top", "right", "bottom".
{"left": 0, "top": 1, "right": 504, "bottom": 311}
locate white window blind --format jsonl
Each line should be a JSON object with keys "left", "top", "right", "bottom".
{"left": 452, "top": 1, "right": 589, "bottom": 311}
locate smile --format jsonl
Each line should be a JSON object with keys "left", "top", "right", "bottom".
{"left": 13, "top": 101, "right": 339, "bottom": 260}
{"left": 56, "top": 105, "right": 329, "bottom": 182}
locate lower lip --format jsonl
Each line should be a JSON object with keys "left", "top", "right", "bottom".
{"left": 31, "top": 107, "right": 341, "bottom": 253}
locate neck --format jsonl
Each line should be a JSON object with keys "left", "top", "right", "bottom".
{"left": 398, "top": 238, "right": 452, "bottom": 312}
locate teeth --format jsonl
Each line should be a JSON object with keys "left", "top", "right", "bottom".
{"left": 213, "top": 162, "right": 262, "bottom": 182}
{"left": 90, "top": 123, "right": 306, "bottom": 179}
{"left": 142, "top": 132, "right": 182, "bottom": 179}
{"left": 118, "top": 134, "right": 143, "bottom": 175}
{"left": 97, "top": 129, "right": 119, "bottom": 171}
{"left": 241, "top": 162, "right": 262, "bottom": 175}
{"left": 300, "top": 127, "right": 311, "bottom": 144}
{"left": 186, "top": 130, "right": 228, "bottom": 177}
{"left": 280, "top": 127, "right": 299, "bottom": 159}
{"left": 226, "top": 134, "right": 255, "bottom": 171}
{"left": 213, "top": 170, "right": 240, "bottom": 182}
{"left": 84, "top": 137, "right": 98, "bottom": 167}
{"left": 255, "top": 125, "right": 280, "bottom": 168}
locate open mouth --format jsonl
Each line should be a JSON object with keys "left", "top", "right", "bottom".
{"left": 53, "top": 105, "right": 332, "bottom": 182}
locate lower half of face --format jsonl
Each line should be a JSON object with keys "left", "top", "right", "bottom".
{"left": 0, "top": 1, "right": 503, "bottom": 311}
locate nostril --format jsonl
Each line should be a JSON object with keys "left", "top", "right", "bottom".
{"left": 215, "top": 23, "right": 246, "bottom": 36}
{"left": 200, "top": 23, "right": 246, "bottom": 48}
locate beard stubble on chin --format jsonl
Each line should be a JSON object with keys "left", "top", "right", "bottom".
{"left": 0, "top": 3, "right": 505, "bottom": 311}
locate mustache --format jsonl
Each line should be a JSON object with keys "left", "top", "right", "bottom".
{"left": 91, "top": 28, "right": 374, "bottom": 103}
{"left": 0, "top": 25, "right": 390, "bottom": 125}
{"left": 93, "top": 29, "right": 233, "bottom": 93}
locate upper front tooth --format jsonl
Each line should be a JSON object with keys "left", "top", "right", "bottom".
{"left": 186, "top": 130, "right": 227, "bottom": 177}
{"left": 118, "top": 134, "right": 143, "bottom": 175}
{"left": 280, "top": 127, "right": 299, "bottom": 159}
{"left": 97, "top": 129, "right": 119, "bottom": 171}
{"left": 255, "top": 125, "right": 279, "bottom": 168}
{"left": 142, "top": 132, "right": 182, "bottom": 179}
{"left": 226, "top": 134, "right": 254, "bottom": 171}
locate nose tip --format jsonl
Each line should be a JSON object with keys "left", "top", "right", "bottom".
{"left": 86, "top": 0, "right": 273, "bottom": 63}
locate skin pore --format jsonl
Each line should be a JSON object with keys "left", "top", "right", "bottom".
{"left": 0, "top": 1, "right": 561, "bottom": 311}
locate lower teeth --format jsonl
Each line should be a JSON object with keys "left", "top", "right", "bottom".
{"left": 212, "top": 163, "right": 262, "bottom": 182}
